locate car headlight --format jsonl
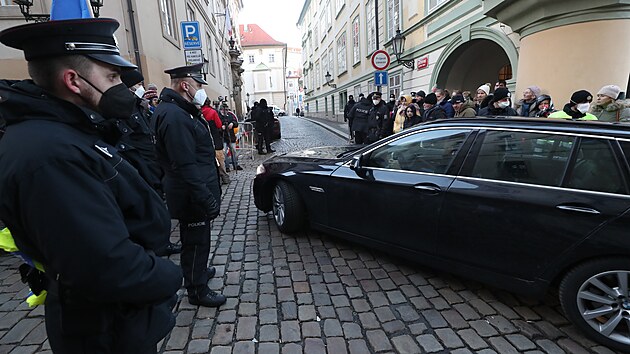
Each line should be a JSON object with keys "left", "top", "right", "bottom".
{"left": 256, "top": 164, "right": 266, "bottom": 175}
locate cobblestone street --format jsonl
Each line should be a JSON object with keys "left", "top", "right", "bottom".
{"left": 0, "top": 116, "right": 622, "bottom": 354}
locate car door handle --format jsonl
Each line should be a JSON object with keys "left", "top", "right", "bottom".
{"left": 556, "top": 205, "right": 601, "bottom": 215}
{"left": 414, "top": 184, "right": 441, "bottom": 192}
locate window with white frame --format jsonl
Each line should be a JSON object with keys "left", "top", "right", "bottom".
{"left": 269, "top": 54, "right": 275, "bottom": 63}
{"left": 206, "top": 33, "right": 216, "bottom": 76}
{"left": 325, "top": 0, "right": 332, "bottom": 30}
{"left": 366, "top": 0, "right": 376, "bottom": 54}
{"left": 216, "top": 48, "right": 222, "bottom": 83}
{"left": 336, "top": 0, "right": 344, "bottom": 15}
{"left": 248, "top": 55, "right": 254, "bottom": 64}
{"left": 428, "top": 0, "right": 448, "bottom": 12}
{"left": 368, "top": 80, "right": 375, "bottom": 94}
{"left": 313, "top": 24, "right": 318, "bottom": 46}
{"left": 387, "top": 0, "right": 400, "bottom": 40}
{"left": 186, "top": 3, "right": 195, "bottom": 21}
{"left": 388, "top": 73, "right": 401, "bottom": 98}
{"left": 337, "top": 32, "right": 347, "bottom": 74}
{"left": 322, "top": 52, "right": 328, "bottom": 79}
{"left": 328, "top": 48, "right": 334, "bottom": 77}
{"left": 320, "top": 12, "right": 327, "bottom": 39}
{"left": 159, "top": 0, "right": 178, "bottom": 43}
{"left": 354, "top": 84, "right": 361, "bottom": 98}
{"left": 315, "top": 62, "right": 320, "bottom": 88}
{"left": 352, "top": 16, "right": 360, "bottom": 64}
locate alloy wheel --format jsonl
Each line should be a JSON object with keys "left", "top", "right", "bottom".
{"left": 272, "top": 185, "right": 285, "bottom": 226}
{"left": 576, "top": 270, "right": 630, "bottom": 345}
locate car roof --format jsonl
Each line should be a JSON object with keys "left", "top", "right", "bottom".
{"left": 417, "top": 117, "right": 630, "bottom": 138}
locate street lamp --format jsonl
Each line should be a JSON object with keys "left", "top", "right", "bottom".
{"left": 324, "top": 71, "right": 337, "bottom": 89}
{"left": 89, "top": 0, "right": 104, "bottom": 18}
{"left": 201, "top": 56, "right": 209, "bottom": 81}
{"left": 391, "top": 29, "right": 415, "bottom": 69}
{"left": 228, "top": 36, "right": 236, "bottom": 50}
{"left": 13, "top": 0, "right": 50, "bottom": 22}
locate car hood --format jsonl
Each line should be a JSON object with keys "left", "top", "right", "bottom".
{"left": 273, "top": 145, "right": 361, "bottom": 162}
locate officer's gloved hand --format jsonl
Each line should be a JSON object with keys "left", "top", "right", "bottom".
{"left": 205, "top": 197, "right": 220, "bottom": 220}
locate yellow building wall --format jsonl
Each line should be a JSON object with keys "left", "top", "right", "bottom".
{"left": 516, "top": 19, "right": 630, "bottom": 104}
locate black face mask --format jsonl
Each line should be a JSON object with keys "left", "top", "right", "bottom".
{"left": 78, "top": 74, "right": 136, "bottom": 119}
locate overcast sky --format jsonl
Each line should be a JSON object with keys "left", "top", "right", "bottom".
{"left": 238, "top": 0, "right": 305, "bottom": 48}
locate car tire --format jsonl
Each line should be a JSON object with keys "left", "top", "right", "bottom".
{"left": 559, "top": 258, "right": 630, "bottom": 352}
{"left": 272, "top": 181, "right": 305, "bottom": 233}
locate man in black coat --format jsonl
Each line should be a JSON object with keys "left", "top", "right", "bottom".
{"left": 252, "top": 98, "right": 275, "bottom": 154}
{"left": 343, "top": 95, "right": 356, "bottom": 141}
{"left": 478, "top": 88, "right": 518, "bottom": 117}
{"left": 152, "top": 64, "right": 226, "bottom": 308}
{"left": 348, "top": 94, "right": 372, "bottom": 144}
{"left": 0, "top": 18, "right": 182, "bottom": 353}
{"left": 366, "top": 92, "right": 390, "bottom": 143}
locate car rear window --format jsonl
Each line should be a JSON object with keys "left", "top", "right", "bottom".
{"left": 565, "top": 138, "right": 627, "bottom": 194}
{"left": 467, "top": 130, "right": 574, "bottom": 186}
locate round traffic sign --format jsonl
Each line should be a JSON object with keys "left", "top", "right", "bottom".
{"left": 371, "top": 50, "right": 391, "bottom": 71}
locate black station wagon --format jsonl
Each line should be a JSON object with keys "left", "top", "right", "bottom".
{"left": 254, "top": 118, "right": 630, "bottom": 351}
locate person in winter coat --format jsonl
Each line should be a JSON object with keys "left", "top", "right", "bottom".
{"left": 393, "top": 94, "right": 412, "bottom": 134}
{"left": 436, "top": 89, "right": 455, "bottom": 118}
{"left": 201, "top": 100, "right": 230, "bottom": 184}
{"left": 348, "top": 95, "right": 372, "bottom": 144}
{"left": 590, "top": 85, "right": 630, "bottom": 122}
{"left": 366, "top": 91, "right": 390, "bottom": 143}
{"left": 0, "top": 18, "right": 182, "bottom": 353}
{"left": 253, "top": 98, "right": 275, "bottom": 154}
{"left": 402, "top": 104, "right": 423, "bottom": 130}
{"left": 478, "top": 88, "right": 518, "bottom": 117}
{"left": 514, "top": 86, "right": 542, "bottom": 117}
{"left": 475, "top": 84, "right": 491, "bottom": 112}
{"left": 549, "top": 90, "right": 597, "bottom": 120}
{"left": 422, "top": 93, "right": 447, "bottom": 122}
{"left": 532, "top": 94, "right": 556, "bottom": 118}
{"left": 153, "top": 63, "right": 227, "bottom": 308}
{"left": 344, "top": 95, "right": 356, "bottom": 140}
{"left": 220, "top": 105, "right": 242, "bottom": 171}
{"left": 452, "top": 95, "right": 477, "bottom": 117}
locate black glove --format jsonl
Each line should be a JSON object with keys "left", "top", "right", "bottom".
{"left": 205, "top": 197, "right": 220, "bottom": 220}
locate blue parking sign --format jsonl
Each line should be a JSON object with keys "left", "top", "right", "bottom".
{"left": 374, "top": 71, "right": 388, "bottom": 86}
{"left": 181, "top": 21, "right": 202, "bottom": 49}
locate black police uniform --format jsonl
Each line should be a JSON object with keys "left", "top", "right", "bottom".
{"left": 0, "top": 18, "right": 182, "bottom": 353}
{"left": 152, "top": 79, "right": 223, "bottom": 304}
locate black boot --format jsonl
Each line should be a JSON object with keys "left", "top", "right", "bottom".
{"left": 207, "top": 266, "right": 216, "bottom": 278}
{"left": 188, "top": 291, "right": 226, "bottom": 307}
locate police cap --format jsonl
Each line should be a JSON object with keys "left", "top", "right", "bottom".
{"left": 164, "top": 63, "right": 208, "bottom": 85}
{"left": 0, "top": 18, "right": 136, "bottom": 69}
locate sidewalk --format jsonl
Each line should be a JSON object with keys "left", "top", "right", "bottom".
{"left": 298, "top": 115, "right": 349, "bottom": 140}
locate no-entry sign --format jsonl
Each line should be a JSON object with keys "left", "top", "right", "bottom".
{"left": 371, "top": 50, "right": 391, "bottom": 71}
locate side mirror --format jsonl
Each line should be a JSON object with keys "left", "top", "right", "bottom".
{"left": 350, "top": 155, "right": 363, "bottom": 171}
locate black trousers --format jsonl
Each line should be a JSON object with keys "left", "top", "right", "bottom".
{"left": 354, "top": 131, "right": 367, "bottom": 144}
{"left": 256, "top": 126, "right": 273, "bottom": 152}
{"left": 179, "top": 216, "right": 211, "bottom": 298}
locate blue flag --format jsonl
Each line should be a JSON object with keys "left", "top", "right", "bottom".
{"left": 50, "top": 0, "right": 93, "bottom": 20}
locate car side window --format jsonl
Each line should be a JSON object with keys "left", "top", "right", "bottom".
{"left": 468, "top": 131, "right": 574, "bottom": 186}
{"left": 366, "top": 129, "right": 471, "bottom": 174}
{"left": 566, "top": 138, "right": 626, "bottom": 194}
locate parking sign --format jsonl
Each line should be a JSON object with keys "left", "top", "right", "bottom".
{"left": 181, "top": 21, "right": 202, "bottom": 49}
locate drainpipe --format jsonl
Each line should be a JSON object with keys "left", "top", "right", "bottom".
{"left": 126, "top": 0, "right": 143, "bottom": 74}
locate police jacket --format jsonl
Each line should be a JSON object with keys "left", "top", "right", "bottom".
{"left": 0, "top": 80, "right": 182, "bottom": 351}
{"left": 115, "top": 97, "right": 163, "bottom": 193}
{"left": 349, "top": 98, "right": 372, "bottom": 132}
{"left": 221, "top": 111, "right": 239, "bottom": 143}
{"left": 153, "top": 88, "right": 221, "bottom": 219}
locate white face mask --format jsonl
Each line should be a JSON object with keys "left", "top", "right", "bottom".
{"left": 576, "top": 103, "right": 590, "bottom": 114}
{"left": 373, "top": 99, "right": 381, "bottom": 106}
{"left": 193, "top": 88, "right": 208, "bottom": 106}
{"left": 498, "top": 101, "right": 510, "bottom": 109}
{"left": 134, "top": 85, "right": 145, "bottom": 99}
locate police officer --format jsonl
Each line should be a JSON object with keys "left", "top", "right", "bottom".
{"left": 152, "top": 64, "right": 226, "bottom": 307}
{"left": 119, "top": 69, "right": 180, "bottom": 256}
{"left": 0, "top": 18, "right": 182, "bottom": 353}
{"left": 252, "top": 98, "right": 275, "bottom": 154}
{"left": 348, "top": 93, "right": 373, "bottom": 144}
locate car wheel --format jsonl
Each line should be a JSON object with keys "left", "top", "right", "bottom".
{"left": 272, "top": 181, "right": 305, "bottom": 233}
{"left": 559, "top": 258, "right": 630, "bottom": 352}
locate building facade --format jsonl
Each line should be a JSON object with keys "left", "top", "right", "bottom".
{"left": 298, "top": 0, "right": 630, "bottom": 121}
{"left": 0, "top": 0, "right": 244, "bottom": 108}
{"left": 286, "top": 47, "right": 303, "bottom": 115}
{"left": 240, "top": 24, "right": 287, "bottom": 111}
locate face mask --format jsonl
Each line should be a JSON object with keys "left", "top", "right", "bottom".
{"left": 540, "top": 104, "right": 549, "bottom": 110}
{"left": 576, "top": 103, "right": 590, "bottom": 114}
{"left": 78, "top": 74, "right": 135, "bottom": 119}
{"left": 191, "top": 87, "right": 208, "bottom": 106}
{"left": 498, "top": 101, "right": 510, "bottom": 109}
{"left": 134, "top": 85, "right": 145, "bottom": 99}
{"left": 373, "top": 99, "right": 381, "bottom": 106}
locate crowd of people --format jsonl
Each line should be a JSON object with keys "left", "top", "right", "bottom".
{"left": 343, "top": 80, "right": 630, "bottom": 144}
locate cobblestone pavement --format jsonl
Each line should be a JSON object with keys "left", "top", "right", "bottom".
{"left": 0, "top": 116, "right": 622, "bottom": 353}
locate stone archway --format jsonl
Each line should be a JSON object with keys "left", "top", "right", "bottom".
{"left": 431, "top": 27, "right": 519, "bottom": 93}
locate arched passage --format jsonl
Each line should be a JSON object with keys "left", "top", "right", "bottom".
{"left": 432, "top": 28, "right": 519, "bottom": 93}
